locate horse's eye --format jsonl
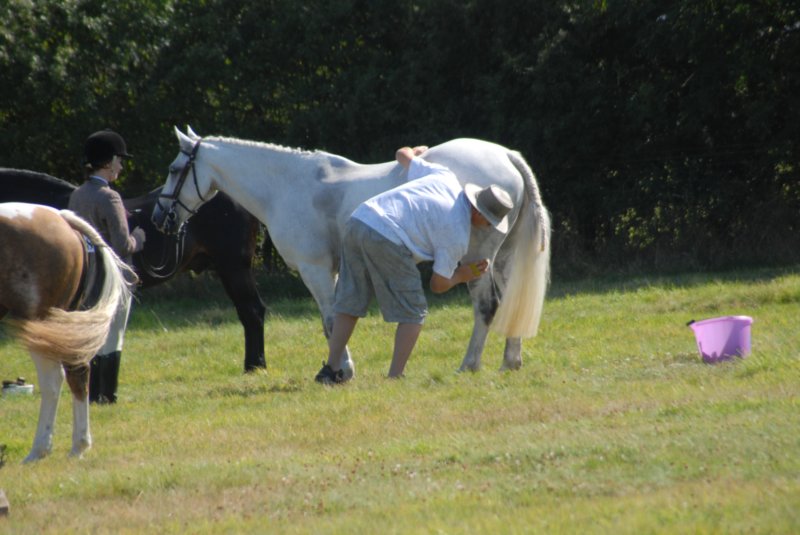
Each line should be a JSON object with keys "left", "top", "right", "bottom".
{"left": 169, "top": 166, "right": 179, "bottom": 174}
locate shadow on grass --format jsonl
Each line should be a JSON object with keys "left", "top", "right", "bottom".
{"left": 207, "top": 378, "right": 304, "bottom": 399}
{"left": 132, "top": 264, "right": 473, "bottom": 329}
{"left": 547, "top": 265, "right": 800, "bottom": 299}
{"left": 115, "top": 263, "right": 800, "bottom": 332}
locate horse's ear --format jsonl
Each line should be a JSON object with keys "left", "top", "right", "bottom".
{"left": 174, "top": 126, "right": 194, "bottom": 150}
{"left": 185, "top": 125, "right": 200, "bottom": 140}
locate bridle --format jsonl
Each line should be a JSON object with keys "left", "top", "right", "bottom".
{"left": 156, "top": 139, "right": 208, "bottom": 228}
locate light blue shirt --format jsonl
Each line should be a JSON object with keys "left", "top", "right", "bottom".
{"left": 352, "top": 158, "right": 471, "bottom": 278}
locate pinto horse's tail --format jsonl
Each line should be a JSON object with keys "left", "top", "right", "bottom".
{"left": 12, "top": 210, "right": 136, "bottom": 365}
{"left": 490, "top": 151, "right": 551, "bottom": 338}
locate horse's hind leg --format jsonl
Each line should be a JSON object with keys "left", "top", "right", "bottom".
{"left": 460, "top": 318, "right": 489, "bottom": 372}
{"left": 23, "top": 353, "right": 64, "bottom": 463}
{"left": 486, "top": 247, "right": 524, "bottom": 371}
{"left": 500, "top": 337, "right": 523, "bottom": 370}
{"left": 460, "top": 276, "right": 496, "bottom": 372}
{"left": 460, "top": 256, "right": 523, "bottom": 372}
{"left": 64, "top": 362, "right": 92, "bottom": 458}
{"left": 217, "top": 265, "right": 267, "bottom": 371}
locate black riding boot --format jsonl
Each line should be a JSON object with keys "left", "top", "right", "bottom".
{"left": 88, "top": 355, "right": 104, "bottom": 403}
{"left": 102, "top": 351, "right": 121, "bottom": 404}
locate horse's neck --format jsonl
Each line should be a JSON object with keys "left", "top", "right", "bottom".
{"left": 209, "top": 141, "right": 404, "bottom": 226}
{"left": 208, "top": 142, "right": 322, "bottom": 218}
{"left": 214, "top": 139, "right": 389, "bottom": 180}
{"left": 216, "top": 141, "right": 319, "bottom": 179}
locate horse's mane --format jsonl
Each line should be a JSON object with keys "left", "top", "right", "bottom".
{"left": 205, "top": 136, "right": 315, "bottom": 155}
{"left": 204, "top": 136, "right": 354, "bottom": 165}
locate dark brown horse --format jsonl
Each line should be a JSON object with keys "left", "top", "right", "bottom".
{"left": 0, "top": 202, "right": 134, "bottom": 462}
{"left": 0, "top": 168, "right": 267, "bottom": 371}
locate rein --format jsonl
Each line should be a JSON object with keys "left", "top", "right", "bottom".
{"left": 136, "top": 225, "right": 187, "bottom": 280}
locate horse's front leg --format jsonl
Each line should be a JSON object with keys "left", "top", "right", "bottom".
{"left": 64, "top": 362, "right": 92, "bottom": 458}
{"left": 23, "top": 353, "right": 64, "bottom": 463}
{"left": 296, "top": 261, "right": 355, "bottom": 380}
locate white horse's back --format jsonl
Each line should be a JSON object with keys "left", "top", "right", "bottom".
{"left": 328, "top": 138, "right": 526, "bottom": 227}
{"left": 421, "top": 139, "right": 549, "bottom": 337}
{"left": 424, "top": 139, "right": 524, "bottom": 192}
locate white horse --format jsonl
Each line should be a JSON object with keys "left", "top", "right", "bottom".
{"left": 153, "top": 127, "right": 551, "bottom": 375}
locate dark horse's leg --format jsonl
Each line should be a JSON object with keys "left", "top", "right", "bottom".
{"left": 160, "top": 192, "right": 267, "bottom": 373}
{"left": 205, "top": 202, "right": 267, "bottom": 372}
{"left": 216, "top": 264, "right": 266, "bottom": 371}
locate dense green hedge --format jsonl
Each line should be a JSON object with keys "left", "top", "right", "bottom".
{"left": 1, "top": 0, "right": 798, "bottom": 276}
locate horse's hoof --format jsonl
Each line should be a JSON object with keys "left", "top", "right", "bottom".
{"left": 68, "top": 450, "right": 87, "bottom": 460}
{"left": 499, "top": 360, "right": 522, "bottom": 371}
{"left": 22, "top": 449, "right": 49, "bottom": 464}
{"left": 69, "top": 441, "right": 91, "bottom": 459}
{"left": 340, "top": 360, "right": 355, "bottom": 381}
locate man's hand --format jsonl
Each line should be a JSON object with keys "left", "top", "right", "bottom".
{"left": 395, "top": 147, "right": 415, "bottom": 169}
{"left": 466, "top": 259, "right": 490, "bottom": 278}
{"left": 430, "top": 258, "right": 490, "bottom": 294}
{"left": 396, "top": 145, "right": 429, "bottom": 169}
{"left": 131, "top": 226, "right": 146, "bottom": 244}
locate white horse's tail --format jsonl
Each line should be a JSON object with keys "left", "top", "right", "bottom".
{"left": 490, "top": 151, "right": 551, "bottom": 338}
{"left": 11, "top": 210, "right": 136, "bottom": 365}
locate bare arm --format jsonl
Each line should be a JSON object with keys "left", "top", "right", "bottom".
{"left": 429, "top": 259, "right": 490, "bottom": 294}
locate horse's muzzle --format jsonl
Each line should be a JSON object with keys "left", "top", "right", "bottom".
{"left": 151, "top": 202, "right": 179, "bottom": 235}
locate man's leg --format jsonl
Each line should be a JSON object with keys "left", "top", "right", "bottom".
{"left": 388, "top": 322, "right": 423, "bottom": 378}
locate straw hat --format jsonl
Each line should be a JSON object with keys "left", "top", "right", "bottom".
{"left": 464, "top": 184, "right": 513, "bottom": 233}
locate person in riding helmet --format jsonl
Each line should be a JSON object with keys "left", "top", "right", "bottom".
{"left": 68, "top": 129, "right": 145, "bottom": 403}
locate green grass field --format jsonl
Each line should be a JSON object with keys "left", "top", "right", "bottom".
{"left": 1, "top": 269, "right": 798, "bottom": 534}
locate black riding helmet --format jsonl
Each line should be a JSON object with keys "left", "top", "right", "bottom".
{"left": 83, "top": 130, "right": 132, "bottom": 168}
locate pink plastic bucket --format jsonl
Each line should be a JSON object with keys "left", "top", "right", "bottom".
{"left": 688, "top": 316, "right": 753, "bottom": 363}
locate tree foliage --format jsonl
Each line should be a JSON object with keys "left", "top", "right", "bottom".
{"left": 1, "top": 0, "right": 798, "bottom": 275}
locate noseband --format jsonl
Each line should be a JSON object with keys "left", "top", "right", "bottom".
{"left": 157, "top": 139, "right": 208, "bottom": 225}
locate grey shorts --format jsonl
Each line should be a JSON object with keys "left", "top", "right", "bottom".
{"left": 334, "top": 218, "right": 427, "bottom": 324}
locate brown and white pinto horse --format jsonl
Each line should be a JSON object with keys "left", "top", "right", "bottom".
{"left": 0, "top": 202, "right": 134, "bottom": 463}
